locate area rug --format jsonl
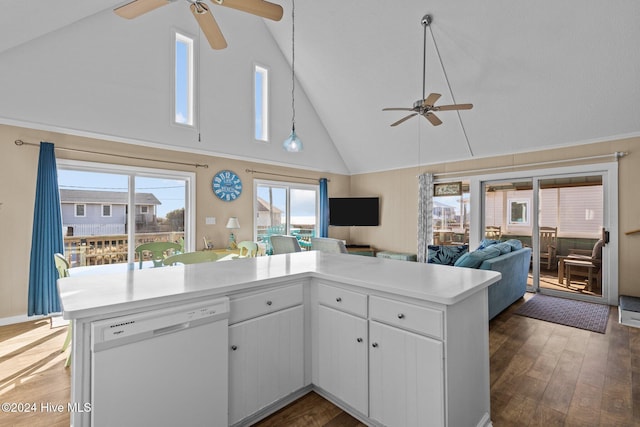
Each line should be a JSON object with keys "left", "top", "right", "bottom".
{"left": 514, "top": 294, "right": 610, "bottom": 333}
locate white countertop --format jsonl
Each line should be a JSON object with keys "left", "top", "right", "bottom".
{"left": 58, "top": 251, "right": 501, "bottom": 319}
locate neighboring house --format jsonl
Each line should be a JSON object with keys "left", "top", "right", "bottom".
{"left": 60, "top": 189, "right": 161, "bottom": 236}
{"left": 255, "top": 196, "right": 283, "bottom": 228}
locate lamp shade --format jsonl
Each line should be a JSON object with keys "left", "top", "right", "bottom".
{"left": 282, "top": 129, "right": 303, "bottom": 152}
{"left": 226, "top": 217, "right": 240, "bottom": 229}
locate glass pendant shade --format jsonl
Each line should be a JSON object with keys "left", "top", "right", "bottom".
{"left": 282, "top": 128, "right": 303, "bottom": 152}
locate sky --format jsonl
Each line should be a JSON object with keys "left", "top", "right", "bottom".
{"left": 256, "top": 185, "right": 317, "bottom": 224}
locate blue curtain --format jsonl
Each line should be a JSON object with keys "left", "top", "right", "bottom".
{"left": 319, "top": 178, "right": 329, "bottom": 237}
{"left": 28, "top": 142, "right": 64, "bottom": 316}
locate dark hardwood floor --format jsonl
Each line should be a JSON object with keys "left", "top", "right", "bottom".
{"left": 1, "top": 293, "right": 639, "bottom": 426}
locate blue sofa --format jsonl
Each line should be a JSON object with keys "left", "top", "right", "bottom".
{"left": 428, "top": 240, "right": 531, "bottom": 319}
{"left": 478, "top": 247, "right": 531, "bottom": 319}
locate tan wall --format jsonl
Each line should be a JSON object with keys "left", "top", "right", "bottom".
{"left": 350, "top": 137, "right": 640, "bottom": 297}
{"left": 2, "top": 122, "right": 639, "bottom": 320}
{"left": 0, "top": 124, "right": 350, "bottom": 320}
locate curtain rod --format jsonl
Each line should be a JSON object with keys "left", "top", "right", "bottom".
{"left": 432, "top": 151, "right": 627, "bottom": 178}
{"left": 245, "top": 168, "right": 329, "bottom": 182}
{"left": 14, "top": 140, "right": 209, "bottom": 169}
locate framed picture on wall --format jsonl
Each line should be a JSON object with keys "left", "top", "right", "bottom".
{"left": 434, "top": 182, "right": 462, "bottom": 196}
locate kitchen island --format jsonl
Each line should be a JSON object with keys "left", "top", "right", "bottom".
{"left": 59, "top": 251, "right": 501, "bottom": 427}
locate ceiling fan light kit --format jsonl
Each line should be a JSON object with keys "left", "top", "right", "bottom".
{"left": 114, "top": 0, "right": 284, "bottom": 50}
{"left": 383, "top": 14, "right": 473, "bottom": 127}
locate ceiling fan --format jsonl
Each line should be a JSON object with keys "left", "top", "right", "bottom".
{"left": 114, "top": 0, "right": 284, "bottom": 50}
{"left": 383, "top": 15, "right": 472, "bottom": 127}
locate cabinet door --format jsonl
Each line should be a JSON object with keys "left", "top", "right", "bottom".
{"left": 369, "top": 321, "right": 444, "bottom": 427}
{"left": 317, "top": 305, "right": 368, "bottom": 415}
{"left": 229, "top": 305, "right": 304, "bottom": 425}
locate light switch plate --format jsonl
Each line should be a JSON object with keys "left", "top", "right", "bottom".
{"left": 205, "top": 217, "right": 216, "bottom": 225}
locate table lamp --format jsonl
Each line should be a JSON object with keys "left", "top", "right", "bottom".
{"left": 226, "top": 217, "right": 240, "bottom": 249}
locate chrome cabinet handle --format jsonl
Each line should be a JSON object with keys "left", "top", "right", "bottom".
{"left": 398, "top": 313, "right": 405, "bottom": 319}
{"left": 357, "top": 337, "right": 363, "bottom": 343}
{"left": 266, "top": 300, "right": 273, "bottom": 306}
{"left": 231, "top": 345, "right": 238, "bottom": 351}
{"left": 336, "top": 297, "right": 342, "bottom": 302}
{"left": 372, "top": 342, "right": 379, "bottom": 348}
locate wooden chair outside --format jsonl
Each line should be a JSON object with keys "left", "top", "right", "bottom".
{"left": 135, "top": 241, "right": 182, "bottom": 268}
{"left": 539, "top": 226, "right": 558, "bottom": 270}
{"left": 563, "top": 239, "right": 604, "bottom": 292}
{"left": 54, "top": 253, "right": 72, "bottom": 368}
{"left": 485, "top": 226, "right": 502, "bottom": 240}
{"left": 450, "top": 228, "right": 469, "bottom": 245}
{"left": 162, "top": 251, "right": 220, "bottom": 266}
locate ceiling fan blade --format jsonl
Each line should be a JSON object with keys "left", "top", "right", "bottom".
{"left": 383, "top": 107, "right": 414, "bottom": 111}
{"left": 424, "top": 112, "right": 443, "bottom": 126}
{"left": 434, "top": 103, "right": 473, "bottom": 111}
{"left": 211, "top": 0, "right": 284, "bottom": 21}
{"left": 423, "top": 93, "right": 441, "bottom": 107}
{"left": 390, "top": 113, "right": 418, "bottom": 127}
{"left": 191, "top": 3, "right": 227, "bottom": 50}
{"left": 114, "top": 0, "right": 169, "bottom": 19}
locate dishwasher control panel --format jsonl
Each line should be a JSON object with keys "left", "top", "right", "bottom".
{"left": 91, "top": 297, "right": 229, "bottom": 347}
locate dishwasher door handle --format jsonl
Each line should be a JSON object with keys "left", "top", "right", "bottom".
{"left": 153, "top": 322, "right": 190, "bottom": 336}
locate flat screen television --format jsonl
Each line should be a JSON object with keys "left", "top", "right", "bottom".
{"left": 329, "top": 197, "right": 379, "bottom": 226}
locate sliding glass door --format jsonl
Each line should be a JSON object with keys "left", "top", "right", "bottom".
{"left": 478, "top": 164, "right": 616, "bottom": 305}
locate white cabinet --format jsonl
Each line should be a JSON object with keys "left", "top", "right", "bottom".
{"left": 369, "top": 321, "right": 444, "bottom": 427}
{"left": 228, "top": 285, "right": 304, "bottom": 425}
{"left": 317, "top": 305, "right": 368, "bottom": 415}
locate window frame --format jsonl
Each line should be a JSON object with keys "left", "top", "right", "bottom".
{"left": 57, "top": 159, "right": 196, "bottom": 259}
{"left": 253, "top": 63, "right": 270, "bottom": 142}
{"left": 253, "top": 179, "right": 320, "bottom": 242}
{"left": 101, "top": 204, "right": 112, "bottom": 218}
{"left": 172, "top": 30, "right": 197, "bottom": 128}
{"left": 75, "top": 204, "right": 86, "bottom": 217}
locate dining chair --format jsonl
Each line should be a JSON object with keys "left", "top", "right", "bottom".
{"left": 539, "top": 226, "right": 558, "bottom": 270}
{"left": 237, "top": 241, "right": 259, "bottom": 257}
{"left": 135, "top": 241, "right": 182, "bottom": 268}
{"left": 53, "top": 253, "right": 72, "bottom": 368}
{"left": 162, "top": 251, "right": 220, "bottom": 266}
{"left": 270, "top": 235, "right": 302, "bottom": 254}
{"left": 310, "top": 237, "right": 348, "bottom": 254}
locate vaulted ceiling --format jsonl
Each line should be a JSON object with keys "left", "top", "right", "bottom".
{"left": 1, "top": 1, "right": 639, "bottom": 175}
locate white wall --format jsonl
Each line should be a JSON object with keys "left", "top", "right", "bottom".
{"left": 0, "top": 6, "right": 349, "bottom": 174}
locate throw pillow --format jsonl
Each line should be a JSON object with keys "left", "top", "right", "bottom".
{"left": 428, "top": 245, "right": 469, "bottom": 265}
{"left": 494, "top": 242, "right": 512, "bottom": 254}
{"left": 504, "top": 239, "right": 523, "bottom": 250}
{"left": 454, "top": 246, "right": 501, "bottom": 269}
{"left": 477, "top": 239, "right": 499, "bottom": 250}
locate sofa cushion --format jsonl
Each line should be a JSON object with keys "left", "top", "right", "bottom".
{"left": 427, "top": 245, "right": 468, "bottom": 265}
{"left": 494, "top": 242, "right": 513, "bottom": 254}
{"left": 477, "top": 239, "right": 499, "bottom": 250}
{"left": 504, "top": 239, "right": 523, "bottom": 250}
{"left": 454, "top": 246, "right": 501, "bottom": 269}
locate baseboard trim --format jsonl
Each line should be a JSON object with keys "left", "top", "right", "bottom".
{"left": 0, "top": 313, "right": 53, "bottom": 326}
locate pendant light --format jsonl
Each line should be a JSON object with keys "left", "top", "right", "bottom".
{"left": 282, "top": 0, "right": 303, "bottom": 152}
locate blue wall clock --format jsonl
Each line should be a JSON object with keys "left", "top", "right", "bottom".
{"left": 212, "top": 170, "right": 242, "bottom": 201}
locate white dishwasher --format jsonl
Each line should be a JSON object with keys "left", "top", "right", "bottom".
{"left": 90, "top": 297, "right": 229, "bottom": 427}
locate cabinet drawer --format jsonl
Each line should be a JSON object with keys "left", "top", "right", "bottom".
{"left": 229, "top": 284, "right": 303, "bottom": 324}
{"left": 369, "top": 296, "right": 443, "bottom": 339}
{"left": 317, "top": 283, "right": 367, "bottom": 318}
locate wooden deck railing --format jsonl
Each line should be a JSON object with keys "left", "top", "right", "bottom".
{"left": 63, "top": 232, "right": 184, "bottom": 267}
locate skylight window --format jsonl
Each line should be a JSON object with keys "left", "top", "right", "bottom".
{"left": 254, "top": 65, "right": 269, "bottom": 141}
{"left": 175, "top": 32, "right": 194, "bottom": 126}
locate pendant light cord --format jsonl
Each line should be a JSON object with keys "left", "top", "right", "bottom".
{"left": 290, "top": 0, "right": 296, "bottom": 132}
